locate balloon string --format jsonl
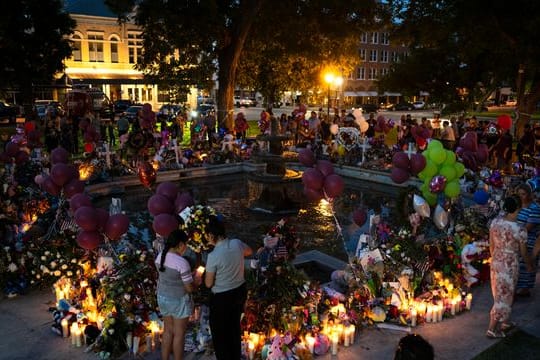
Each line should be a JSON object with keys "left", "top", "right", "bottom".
{"left": 328, "top": 200, "right": 360, "bottom": 280}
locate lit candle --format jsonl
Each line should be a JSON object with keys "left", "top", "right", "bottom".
{"left": 74, "top": 328, "right": 82, "bottom": 347}
{"left": 349, "top": 325, "right": 356, "bottom": 344}
{"left": 196, "top": 266, "right": 205, "bottom": 276}
{"left": 305, "top": 335, "right": 315, "bottom": 353}
{"left": 70, "top": 323, "right": 78, "bottom": 346}
{"left": 437, "top": 304, "right": 443, "bottom": 322}
{"left": 248, "top": 341, "right": 255, "bottom": 360}
{"left": 146, "top": 334, "right": 152, "bottom": 353}
{"left": 410, "top": 308, "right": 417, "bottom": 327}
{"left": 466, "top": 293, "right": 472, "bottom": 310}
{"left": 331, "top": 332, "right": 339, "bottom": 355}
{"left": 426, "top": 305, "right": 433, "bottom": 323}
{"left": 451, "top": 299, "right": 457, "bottom": 316}
{"left": 456, "top": 295, "right": 462, "bottom": 312}
{"left": 132, "top": 336, "right": 140, "bottom": 354}
{"left": 126, "top": 332, "right": 133, "bottom": 351}
{"left": 61, "top": 318, "right": 69, "bottom": 338}
{"left": 343, "top": 327, "right": 350, "bottom": 347}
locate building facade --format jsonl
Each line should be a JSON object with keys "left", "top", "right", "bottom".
{"left": 344, "top": 30, "right": 408, "bottom": 107}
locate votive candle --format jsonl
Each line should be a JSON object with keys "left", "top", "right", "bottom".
{"left": 466, "top": 293, "right": 472, "bottom": 310}
{"left": 411, "top": 308, "right": 417, "bottom": 327}
{"left": 305, "top": 335, "right": 315, "bottom": 354}
{"left": 349, "top": 324, "right": 356, "bottom": 344}
{"left": 61, "top": 318, "right": 69, "bottom": 338}
{"left": 331, "top": 332, "right": 339, "bottom": 355}
{"left": 248, "top": 341, "right": 255, "bottom": 360}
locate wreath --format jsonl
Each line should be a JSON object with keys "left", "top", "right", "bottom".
{"left": 180, "top": 205, "right": 218, "bottom": 253}
{"left": 127, "top": 130, "right": 153, "bottom": 150}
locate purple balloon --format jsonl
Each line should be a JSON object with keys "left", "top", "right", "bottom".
{"left": 105, "top": 213, "right": 130, "bottom": 240}
{"left": 174, "top": 192, "right": 194, "bottom": 213}
{"left": 316, "top": 160, "right": 335, "bottom": 177}
{"left": 390, "top": 167, "right": 410, "bottom": 184}
{"left": 302, "top": 168, "right": 325, "bottom": 190}
{"left": 153, "top": 213, "right": 179, "bottom": 237}
{"left": 298, "top": 148, "right": 316, "bottom": 167}
{"left": 147, "top": 194, "right": 174, "bottom": 216}
{"left": 156, "top": 182, "right": 179, "bottom": 201}
{"left": 429, "top": 175, "right": 447, "bottom": 193}
{"left": 74, "top": 206, "right": 98, "bottom": 231}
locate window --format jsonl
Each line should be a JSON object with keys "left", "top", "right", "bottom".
{"left": 369, "top": 50, "right": 377, "bottom": 62}
{"left": 71, "top": 34, "right": 82, "bottom": 61}
{"left": 380, "top": 50, "right": 389, "bottom": 63}
{"left": 368, "top": 68, "right": 378, "bottom": 80}
{"left": 371, "top": 32, "right": 378, "bottom": 44}
{"left": 359, "top": 49, "right": 366, "bottom": 61}
{"left": 88, "top": 34, "right": 104, "bottom": 62}
{"left": 128, "top": 31, "right": 143, "bottom": 64}
{"left": 380, "top": 68, "right": 389, "bottom": 76}
{"left": 356, "top": 67, "right": 365, "bottom": 80}
{"left": 391, "top": 51, "right": 399, "bottom": 63}
{"left": 110, "top": 36, "right": 119, "bottom": 63}
{"left": 381, "top": 32, "right": 390, "bottom": 45}
{"left": 360, "top": 32, "right": 368, "bottom": 43}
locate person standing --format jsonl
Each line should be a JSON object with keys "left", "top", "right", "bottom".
{"left": 204, "top": 215, "right": 253, "bottom": 360}
{"left": 487, "top": 195, "right": 530, "bottom": 338}
{"left": 515, "top": 183, "right": 540, "bottom": 297}
{"left": 440, "top": 120, "right": 456, "bottom": 150}
{"left": 155, "top": 230, "right": 198, "bottom": 360}
{"left": 234, "top": 112, "right": 249, "bottom": 142}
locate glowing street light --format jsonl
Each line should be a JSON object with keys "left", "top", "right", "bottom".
{"left": 324, "top": 72, "right": 343, "bottom": 118}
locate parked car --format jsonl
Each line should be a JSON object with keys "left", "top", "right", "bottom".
{"left": 121, "top": 105, "right": 143, "bottom": 123}
{"left": 113, "top": 99, "right": 133, "bottom": 114}
{"left": 413, "top": 101, "right": 425, "bottom": 109}
{"left": 191, "top": 103, "right": 216, "bottom": 120}
{"left": 360, "top": 103, "right": 379, "bottom": 114}
{"left": 157, "top": 104, "right": 182, "bottom": 121}
{"left": 234, "top": 96, "right": 254, "bottom": 107}
{"left": 0, "top": 101, "right": 19, "bottom": 124}
{"left": 389, "top": 102, "right": 415, "bottom": 111}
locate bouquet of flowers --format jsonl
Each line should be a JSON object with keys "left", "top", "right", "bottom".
{"left": 180, "top": 205, "right": 217, "bottom": 253}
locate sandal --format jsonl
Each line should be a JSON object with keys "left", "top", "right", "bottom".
{"left": 486, "top": 329, "right": 506, "bottom": 339}
{"left": 501, "top": 322, "right": 516, "bottom": 332}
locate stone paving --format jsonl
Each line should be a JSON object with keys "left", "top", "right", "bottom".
{"left": 1, "top": 271, "right": 539, "bottom": 360}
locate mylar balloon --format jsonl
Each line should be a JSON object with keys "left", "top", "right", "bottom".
{"left": 433, "top": 205, "right": 449, "bottom": 230}
{"left": 138, "top": 162, "right": 156, "bottom": 189}
{"left": 413, "top": 194, "right": 431, "bottom": 218}
{"left": 429, "top": 175, "right": 447, "bottom": 193}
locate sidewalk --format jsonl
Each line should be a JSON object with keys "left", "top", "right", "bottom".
{"left": 1, "top": 273, "right": 539, "bottom": 360}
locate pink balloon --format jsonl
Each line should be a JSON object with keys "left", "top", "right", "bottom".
{"left": 316, "top": 160, "right": 335, "bottom": 177}
{"left": 392, "top": 152, "right": 410, "bottom": 170}
{"left": 42, "top": 176, "right": 61, "bottom": 196}
{"left": 50, "top": 147, "right": 69, "bottom": 164}
{"left": 34, "top": 174, "right": 44, "bottom": 186}
{"left": 76, "top": 231, "right": 102, "bottom": 250}
{"left": 409, "top": 153, "right": 427, "bottom": 175}
{"left": 95, "top": 208, "right": 110, "bottom": 232}
{"left": 298, "top": 148, "right": 316, "bottom": 167}
{"left": 50, "top": 163, "right": 72, "bottom": 187}
{"left": 175, "top": 192, "right": 194, "bottom": 213}
{"left": 390, "top": 167, "right": 409, "bottom": 184}
{"left": 303, "top": 187, "right": 324, "bottom": 202}
{"left": 70, "top": 193, "right": 92, "bottom": 212}
{"left": 148, "top": 194, "right": 174, "bottom": 216}
{"left": 63, "top": 179, "right": 85, "bottom": 198}
{"left": 156, "top": 182, "right": 179, "bottom": 201}
{"left": 353, "top": 209, "right": 367, "bottom": 226}
{"left": 105, "top": 213, "right": 130, "bottom": 240}
{"left": 323, "top": 174, "right": 345, "bottom": 198}
{"left": 302, "top": 168, "right": 325, "bottom": 190}
{"left": 74, "top": 206, "right": 98, "bottom": 231}
{"left": 152, "top": 213, "right": 179, "bottom": 237}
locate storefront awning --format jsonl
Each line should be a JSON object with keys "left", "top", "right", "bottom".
{"left": 344, "top": 91, "right": 378, "bottom": 97}
{"left": 382, "top": 92, "right": 402, "bottom": 97}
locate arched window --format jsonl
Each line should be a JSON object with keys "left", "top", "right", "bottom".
{"left": 109, "top": 35, "right": 119, "bottom": 63}
{"left": 71, "top": 34, "right": 82, "bottom": 61}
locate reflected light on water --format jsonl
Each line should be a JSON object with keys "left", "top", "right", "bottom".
{"left": 314, "top": 198, "right": 334, "bottom": 218}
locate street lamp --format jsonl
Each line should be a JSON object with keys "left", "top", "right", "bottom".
{"left": 324, "top": 73, "right": 343, "bottom": 118}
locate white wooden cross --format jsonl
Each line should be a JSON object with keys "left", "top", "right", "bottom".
{"left": 406, "top": 142, "right": 416, "bottom": 159}
{"left": 98, "top": 143, "right": 115, "bottom": 168}
{"left": 172, "top": 139, "right": 180, "bottom": 165}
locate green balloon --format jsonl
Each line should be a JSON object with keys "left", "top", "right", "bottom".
{"left": 422, "top": 189, "right": 438, "bottom": 206}
{"left": 440, "top": 165, "right": 457, "bottom": 182}
{"left": 429, "top": 148, "right": 447, "bottom": 165}
{"left": 427, "top": 140, "right": 443, "bottom": 151}
{"left": 444, "top": 180, "right": 461, "bottom": 198}
{"left": 444, "top": 150, "right": 456, "bottom": 165}
{"left": 454, "top": 162, "right": 465, "bottom": 178}
{"left": 422, "top": 161, "right": 438, "bottom": 178}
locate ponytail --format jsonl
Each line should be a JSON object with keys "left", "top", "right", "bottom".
{"left": 159, "top": 244, "right": 171, "bottom": 272}
{"left": 159, "top": 229, "right": 189, "bottom": 272}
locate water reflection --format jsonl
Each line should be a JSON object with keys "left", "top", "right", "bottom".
{"left": 112, "top": 174, "right": 401, "bottom": 261}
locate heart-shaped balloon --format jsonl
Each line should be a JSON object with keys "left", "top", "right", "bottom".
{"left": 413, "top": 194, "right": 430, "bottom": 218}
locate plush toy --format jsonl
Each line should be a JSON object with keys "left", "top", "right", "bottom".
{"left": 221, "top": 133, "right": 235, "bottom": 152}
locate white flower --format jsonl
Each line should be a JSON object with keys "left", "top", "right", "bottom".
{"left": 61, "top": 264, "right": 68, "bottom": 270}
{"left": 40, "top": 265, "right": 50, "bottom": 273}
{"left": 41, "top": 256, "right": 46, "bottom": 261}
{"left": 107, "top": 329, "right": 115, "bottom": 335}
{"left": 50, "top": 261, "right": 57, "bottom": 269}
{"left": 36, "top": 274, "right": 41, "bottom": 279}
{"left": 3, "top": 246, "right": 9, "bottom": 252}
{"left": 56, "top": 252, "right": 61, "bottom": 258}
{"left": 124, "top": 294, "right": 131, "bottom": 301}
{"left": 8, "top": 263, "right": 18, "bottom": 272}
{"left": 44, "top": 251, "right": 50, "bottom": 256}
{"left": 54, "top": 270, "right": 61, "bottom": 277}
{"left": 71, "top": 258, "right": 77, "bottom": 263}
{"left": 67, "top": 271, "right": 73, "bottom": 277}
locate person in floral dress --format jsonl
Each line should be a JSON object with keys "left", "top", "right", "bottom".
{"left": 487, "top": 196, "right": 531, "bottom": 338}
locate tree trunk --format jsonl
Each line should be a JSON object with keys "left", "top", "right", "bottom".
{"left": 514, "top": 63, "right": 540, "bottom": 138}
{"left": 216, "top": 0, "right": 265, "bottom": 131}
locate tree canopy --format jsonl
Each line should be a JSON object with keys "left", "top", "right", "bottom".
{"left": 105, "top": 0, "right": 389, "bottom": 129}
{"left": 381, "top": 0, "right": 540, "bottom": 129}
{"left": 0, "top": 0, "right": 75, "bottom": 107}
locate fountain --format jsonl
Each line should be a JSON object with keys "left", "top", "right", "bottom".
{"left": 247, "top": 116, "right": 303, "bottom": 214}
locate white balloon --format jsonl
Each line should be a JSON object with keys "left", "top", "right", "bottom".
{"left": 330, "top": 123, "right": 339, "bottom": 135}
{"left": 352, "top": 108, "right": 363, "bottom": 121}
{"left": 413, "top": 194, "right": 431, "bottom": 218}
{"left": 359, "top": 121, "right": 369, "bottom": 133}
{"left": 433, "top": 204, "right": 449, "bottom": 229}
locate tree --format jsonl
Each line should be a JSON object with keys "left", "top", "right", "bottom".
{"left": 105, "top": 0, "right": 388, "bottom": 130}
{"left": 385, "top": 0, "right": 540, "bottom": 134}
{"left": 0, "top": 0, "right": 75, "bottom": 113}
